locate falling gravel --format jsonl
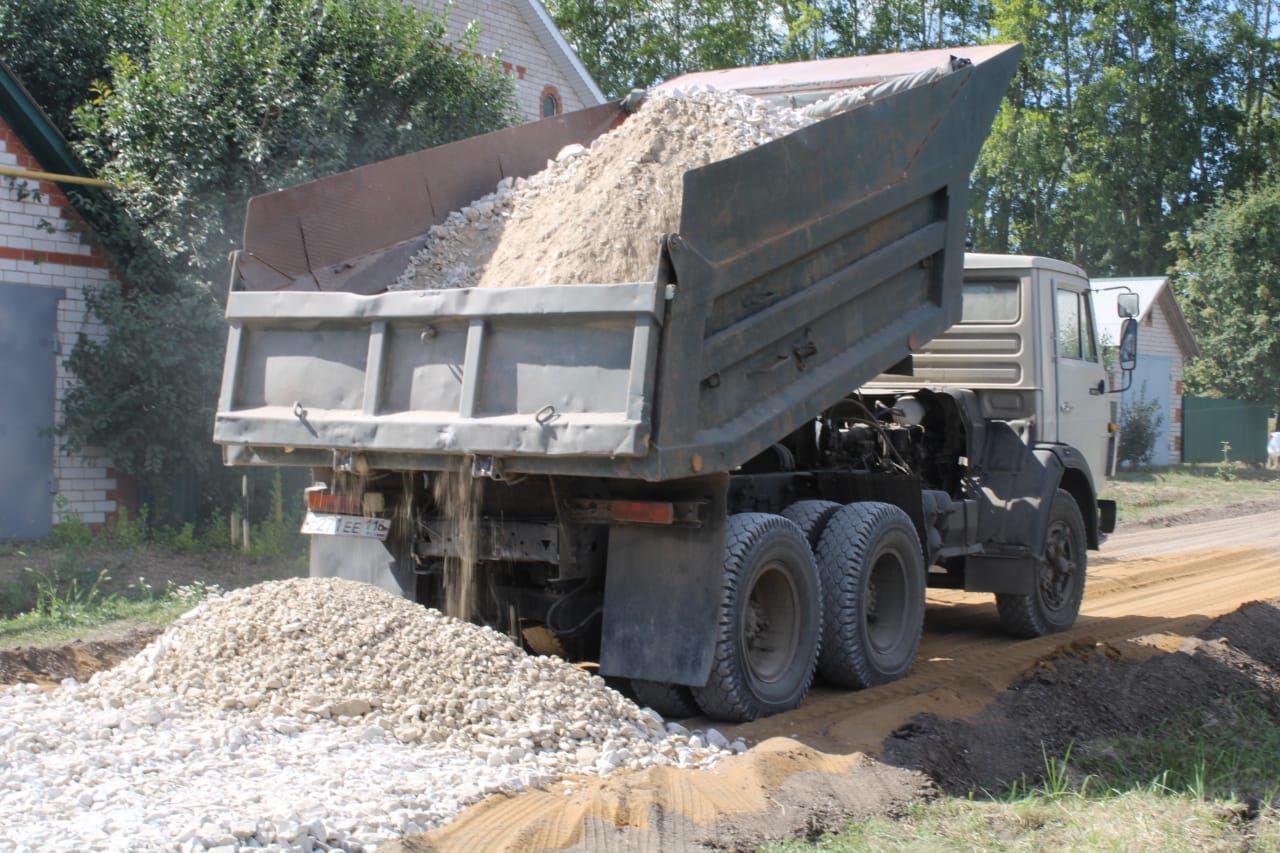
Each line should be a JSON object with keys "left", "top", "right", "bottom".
{"left": 394, "top": 88, "right": 815, "bottom": 290}
{"left": 0, "top": 578, "right": 734, "bottom": 851}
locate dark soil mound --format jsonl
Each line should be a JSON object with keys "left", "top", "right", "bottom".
{"left": 0, "top": 628, "right": 160, "bottom": 685}
{"left": 883, "top": 600, "right": 1280, "bottom": 794}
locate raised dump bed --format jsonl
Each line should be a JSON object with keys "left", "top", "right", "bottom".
{"left": 215, "top": 44, "right": 1022, "bottom": 481}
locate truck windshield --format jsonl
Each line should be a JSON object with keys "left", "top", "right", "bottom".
{"left": 960, "top": 279, "right": 1020, "bottom": 324}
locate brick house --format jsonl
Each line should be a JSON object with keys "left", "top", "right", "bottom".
{"left": 0, "top": 65, "right": 131, "bottom": 538}
{"left": 416, "top": 0, "right": 606, "bottom": 121}
{"left": 1091, "top": 276, "right": 1200, "bottom": 465}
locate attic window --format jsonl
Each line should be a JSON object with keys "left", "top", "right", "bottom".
{"left": 541, "top": 86, "right": 562, "bottom": 118}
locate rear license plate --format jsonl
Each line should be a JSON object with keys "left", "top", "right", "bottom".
{"left": 301, "top": 512, "right": 391, "bottom": 540}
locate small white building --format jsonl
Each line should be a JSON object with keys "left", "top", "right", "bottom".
{"left": 1091, "top": 276, "right": 1200, "bottom": 465}
{"left": 415, "top": 0, "right": 606, "bottom": 121}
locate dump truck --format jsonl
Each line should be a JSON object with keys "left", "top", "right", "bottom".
{"left": 212, "top": 43, "right": 1139, "bottom": 722}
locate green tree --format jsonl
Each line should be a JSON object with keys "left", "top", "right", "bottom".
{"left": 549, "top": 0, "right": 784, "bottom": 97}
{"left": 547, "top": 0, "right": 990, "bottom": 97}
{"left": 968, "top": 0, "right": 1245, "bottom": 276}
{"left": 0, "top": 0, "right": 148, "bottom": 136}
{"left": 57, "top": 0, "right": 517, "bottom": 512}
{"left": 73, "top": 0, "right": 516, "bottom": 282}
{"left": 1174, "top": 178, "right": 1280, "bottom": 411}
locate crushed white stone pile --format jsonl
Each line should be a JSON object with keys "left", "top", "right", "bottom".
{"left": 394, "top": 88, "right": 815, "bottom": 290}
{"left": 0, "top": 578, "right": 737, "bottom": 852}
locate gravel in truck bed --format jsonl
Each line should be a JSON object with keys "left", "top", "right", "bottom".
{"left": 0, "top": 578, "right": 733, "bottom": 851}
{"left": 394, "top": 88, "right": 815, "bottom": 291}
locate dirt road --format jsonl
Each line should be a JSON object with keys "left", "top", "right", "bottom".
{"left": 726, "top": 509, "right": 1280, "bottom": 753}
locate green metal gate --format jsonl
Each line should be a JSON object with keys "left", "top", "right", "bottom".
{"left": 1182, "top": 395, "right": 1270, "bottom": 464}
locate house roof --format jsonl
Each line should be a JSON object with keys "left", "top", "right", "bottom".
{"left": 1090, "top": 276, "right": 1201, "bottom": 359}
{"left": 0, "top": 63, "right": 88, "bottom": 181}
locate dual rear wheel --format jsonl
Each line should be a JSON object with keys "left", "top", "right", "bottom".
{"left": 636, "top": 501, "right": 926, "bottom": 723}
{"left": 635, "top": 491, "right": 1089, "bottom": 723}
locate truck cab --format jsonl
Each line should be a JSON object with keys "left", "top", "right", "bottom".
{"left": 871, "top": 254, "right": 1115, "bottom": 485}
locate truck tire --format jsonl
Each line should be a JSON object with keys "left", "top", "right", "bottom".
{"left": 692, "top": 513, "right": 822, "bottom": 722}
{"left": 814, "top": 502, "right": 925, "bottom": 689}
{"left": 996, "top": 488, "right": 1087, "bottom": 638}
{"left": 782, "top": 500, "right": 843, "bottom": 549}
{"left": 630, "top": 680, "right": 700, "bottom": 719}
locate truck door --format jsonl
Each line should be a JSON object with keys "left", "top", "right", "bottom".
{"left": 1052, "top": 278, "right": 1109, "bottom": 479}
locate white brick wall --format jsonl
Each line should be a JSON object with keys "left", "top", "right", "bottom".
{"left": 415, "top": 0, "right": 600, "bottom": 121}
{"left": 0, "top": 122, "right": 122, "bottom": 528}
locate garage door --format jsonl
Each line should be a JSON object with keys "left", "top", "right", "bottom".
{"left": 0, "top": 284, "right": 63, "bottom": 539}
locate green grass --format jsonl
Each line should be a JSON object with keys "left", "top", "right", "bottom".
{"left": 0, "top": 597, "right": 196, "bottom": 650}
{"left": 1102, "top": 463, "right": 1280, "bottom": 525}
{"left": 769, "top": 693, "right": 1280, "bottom": 853}
{"left": 0, "top": 485, "right": 304, "bottom": 651}
{"left": 0, "top": 552, "right": 221, "bottom": 650}
{"left": 767, "top": 794, "right": 1275, "bottom": 852}
{"left": 1079, "top": 694, "right": 1280, "bottom": 805}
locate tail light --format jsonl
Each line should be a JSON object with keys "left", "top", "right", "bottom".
{"left": 608, "top": 500, "right": 676, "bottom": 525}
{"left": 305, "top": 484, "right": 360, "bottom": 515}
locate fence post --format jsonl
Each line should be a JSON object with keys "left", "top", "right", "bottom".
{"left": 240, "top": 474, "right": 251, "bottom": 553}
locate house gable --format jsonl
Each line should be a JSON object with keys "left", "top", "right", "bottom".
{"left": 415, "top": 0, "right": 605, "bottom": 122}
{"left": 1092, "top": 275, "right": 1200, "bottom": 464}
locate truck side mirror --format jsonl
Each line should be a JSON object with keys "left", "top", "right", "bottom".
{"left": 1109, "top": 317, "right": 1138, "bottom": 393}
{"left": 1118, "top": 317, "right": 1137, "bottom": 370}
{"left": 1117, "top": 292, "right": 1139, "bottom": 318}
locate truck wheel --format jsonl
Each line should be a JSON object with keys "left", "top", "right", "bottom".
{"left": 814, "top": 502, "right": 925, "bottom": 689}
{"left": 996, "top": 488, "right": 1087, "bottom": 638}
{"left": 630, "top": 680, "right": 700, "bottom": 719}
{"left": 782, "top": 500, "right": 842, "bottom": 549}
{"left": 692, "top": 514, "right": 822, "bottom": 722}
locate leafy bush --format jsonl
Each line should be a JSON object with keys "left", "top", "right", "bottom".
{"left": 106, "top": 504, "right": 149, "bottom": 549}
{"left": 197, "top": 509, "right": 230, "bottom": 552}
{"left": 61, "top": 283, "right": 226, "bottom": 487}
{"left": 155, "top": 521, "right": 198, "bottom": 553}
{"left": 1119, "top": 388, "right": 1166, "bottom": 467}
{"left": 1175, "top": 178, "right": 1280, "bottom": 412}
{"left": 248, "top": 518, "right": 305, "bottom": 561}
{"left": 0, "top": 0, "right": 147, "bottom": 135}
{"left": 53, "top": 0, "right": 518, "bottom": 520}
{"left": 248, "top": 472, "right": 305, "bottom": 559}
{"left": 24, "top": 564, "right": 116, "bottom": 621}
{"left": 49, "top": 496, "right": 94, "bottom": 551}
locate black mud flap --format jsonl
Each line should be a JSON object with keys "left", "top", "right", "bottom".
{"left": 598, "top": 475, "right": 729, "bottom": 687}
{"left": 964, "top": 555, "right": 1035, "bottom": 594}
{"left": 1098, "top": 499, "right": 1117, "bottom": 535}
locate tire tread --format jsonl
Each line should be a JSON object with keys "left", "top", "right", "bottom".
{"left": 995, "top": 488, "right": 1088, "bottom": 638}
{"left": 782, "top": 500, "right": 843, "bottom": 549}
{"left": 630, "top": 680, "right": 700, "bottom": 719}
{"left": 691, "top": 513, "right": 821, "bottom": 722}
{"left": 814, "top": 501, "right": 925, "bottom": 689}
